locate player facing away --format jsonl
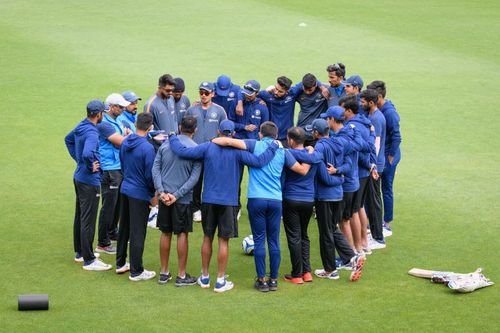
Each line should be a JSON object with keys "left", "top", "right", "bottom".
{"left": 116, "top": 112, "right": 158, "bottom": 281}
{"left": 64, "top": 100, "right": 112, "bottom": 271}
{"left": 152, "top": 116, "right": 202, "bottom": 286}
{"left": 169, "top": 120, "right": 278, "bottom": 293}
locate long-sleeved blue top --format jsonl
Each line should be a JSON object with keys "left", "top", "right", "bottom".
{"left": 65, "top": 118, "right": 102, "bottom": 186}
{"left": 380, "top": 99, "right": 401, "bottom": 157}
{"left": 169, "top": 135, "right": 277, "bottom": 206}
{"left": 258, "top": 89, "right": 299, "bottom": 140}
{"left": 345, "top": 114, "right": 376, "bottom": 178}
{"left": 369, "top": 109, "right": 386, "bottom": 173}
{"left": 282, "top": 148, "right": 324, "bottom": 202}
{"left": 314, "top": 137, "right": 345, "bottom": 201}
{"left": 119, "top": 134, "right": 156, "bottom": 202}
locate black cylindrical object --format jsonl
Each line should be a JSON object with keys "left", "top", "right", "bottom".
{"left": 18, "top": 294, "right": 49, "bottom": 311}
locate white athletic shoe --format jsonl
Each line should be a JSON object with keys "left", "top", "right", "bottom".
{"left": 237, "top": 209, "right": 241, "bottom": 220}
{"left": 214, "top": 279, "right": 234, "bottom": 293}
{"left": 83, "top": 258, "right": 112, "bottom": 271}
{"left": 129, "top": 269, "right": 156, "bottom": 281}
{"left": 369, "top": 239, "right": 387, "bottom": 250}
{"left": 383, "top": 223, "right": 393, "bottom": 237}
{"left": 74, "top": 252, "right": 100, "bottom": 263}
{"left": 116, "top": 262, "right": 130, "bottom": 274}
{"left": 193, "top": 210, "right": 202, "bottom": 222}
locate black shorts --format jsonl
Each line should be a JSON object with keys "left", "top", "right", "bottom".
{"left": 201, "top": 203, "right": 238, "bottom": 238}
{"left": 352, "top": 177, "right": 369, "bottom": 213}
{"left": 341, "top": 191, "right": 355, "bottom": 221}
{"left": 157, "top": 201, "right": 193, "bottom": 234}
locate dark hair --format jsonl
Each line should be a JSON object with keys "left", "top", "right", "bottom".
{"left": 287, "top": 127, "right": 306, "bottom": 145}
{"left": 181, "top": 116, "right": 197, "bottom": 134}
{"left": 326, "top": 63, "right": 346, "bottom": 78}
{"left": 158, "top": 74, "right": 175, "bottom": 87}
{"left": 277, "top": 76, "right": 292, "bottom": 90}
{"left": 260, "top": 121, "right": 278, "bottom": 139}
{"left": 302, "top": 73, "right": 317, "bottom": 90}
{"left": 136, "top": 112, "right": 153, "bottom": 131}
{"left": 173, "top": 77, "right": 185, "bottom": 92}
{"left": 339, "top": 95, "right": 359, "bottom": 114}
{"left": 360, "top": 89, "right": 379, "bottom": 104}
{"left": 367, "top": 80, "right": 386, "bottom": 98}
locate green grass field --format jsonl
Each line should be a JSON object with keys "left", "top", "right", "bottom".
{"left": 1, "top": 0, "right": 499, "bottom": 331}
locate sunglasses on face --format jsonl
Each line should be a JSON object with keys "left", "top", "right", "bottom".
{"left": 199, "top": 90, "right": 212, "bottom": 96}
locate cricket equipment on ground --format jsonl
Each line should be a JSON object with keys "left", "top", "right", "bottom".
{"left": 408, "top": 268, "right": 494, "bottom": 293}
{"left": 18, "top": 294, "right": 49, "bottom": 311}
{"left": 242, "top": 235, "right": 254, "bottom": 255}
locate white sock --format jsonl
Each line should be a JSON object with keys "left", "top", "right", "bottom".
{"left": 217, "top": 276, "right": 225, "bottom": 284}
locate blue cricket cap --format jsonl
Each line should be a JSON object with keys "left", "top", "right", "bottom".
{"left": 219, "top": 119, "right": 235, "bottom": 136}
{"left": 86, "top": 99, "right": 105, "bottom": 115}
{"left": 342, "top": 75, "right": 364, "bottom": 89}
{"left": 199, "top": 81, "right": 215, "bottom": 92}
{"left": 173, "top": 78, "right": 186, "bottom": 92}
{"left": 122, "top": 91, "right": 142, "bottom": 103}
{"left": 215, "top": 75, "right": 231, "bottom": 97}
{"left": 242, "top": 80, "right": 260, "bottom": 96}
{"left": 312, "top": 119, "right": 330, "bottom": 134}
{"left": 321, "top": 106, "right": 345, "bottom": 121}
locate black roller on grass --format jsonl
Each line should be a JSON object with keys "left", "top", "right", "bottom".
{"left": 18, "top": 294, "right": 49, "bottom": 311}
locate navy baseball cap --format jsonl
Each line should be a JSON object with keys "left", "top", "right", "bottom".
{"left": 122, "top": 91, "right": 142, "bottom": 103}
{"left": 199, "top": 81, "right": 215, "bottom": 92}
{"left": 173, "top": 78, "right": 185, "bottom": 92}
{"left": 215, "top": 75, "right": 231, "bottom": 97}
{"left": 321, "top": 106, "right": 345, "bottom": 121}
{"left": 86, "top": 100, "right": 105, "bottom": 115}
{"left": 312, "top": 119, "right": 330, "bottom": 134}
{"left": 219, "top": 119, "right": 235, "bottom": 135}
{"left": 242, "top": 80, "right": 260, "bottom": 96}
{"left": 342, "top": 75, "right": 364, "bottom": 89}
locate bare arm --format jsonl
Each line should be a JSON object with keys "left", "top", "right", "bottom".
{"left": 211, "top": 137, "right": 248, "bottom": 150}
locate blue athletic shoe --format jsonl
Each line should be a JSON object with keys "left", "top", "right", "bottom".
{"left": 214, "top": 279, "right": 234, "bottom": 293}
{"left": 197, "top": 275, "right": 210, "bottom": 289}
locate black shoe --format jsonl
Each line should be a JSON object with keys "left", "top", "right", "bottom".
{"left": 158, "top": 272, "right": 172, "bottom": 285}
{"left": 175, "top": 273, "right": 197, "bottom": 287}
{"left": 268, "top": 278, "right": 278, "bottom": 291}
{"left": 254, "top": 279, "right": 269, "bottom": 292}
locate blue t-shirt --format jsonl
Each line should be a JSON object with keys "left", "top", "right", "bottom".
{"left": 368, "top": 109, "right": 386, "bottom": 173}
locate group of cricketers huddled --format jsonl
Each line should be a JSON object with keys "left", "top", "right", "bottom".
{"left": 65, "top": 62, "right": 402, "bottom": 293}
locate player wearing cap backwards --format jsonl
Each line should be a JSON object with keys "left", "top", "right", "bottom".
{"left": 325, "top": 63, "right": 347, "bottom": 107}
{"left": 310, "top": 119, "right": 365, "bottom": 281}
{"left": 212, "top": 74, "right": 242, "bottom": 118}
{"left": 95, "top": 93, "right": 132, "bottom": 254}
{"left": 64, "top": 100, "right": 112, "bottom": 271}
{"left": 116, "top": 113, "right": 157, "bottom": 281}
{"left": 213, "top": 122, "right": 311, "bottom": 292}
{"left": 152, "top": 116, "right": 202, "bottom": 286}
{"left": 258, "top": 76, "right": 299, "bottom": 147}
{"left": 185, "top": 81, "right": 227, "bottom": 222}
{"left": 322, "top": 105, "right": 372, "bottom": 253}
{"left": 117, "top": 91, "right": 142, "bottom": 133}
{"left": 169, "top": 120, "right": 278, "bottom": 293}
{"left": 360, "top": 89, "right": 387, "bottom": 250}
{"left": 366, "top": 80, "right": 402, "bottom": 237}
{"left": 340, "top": 95, "right": 377, "bottom": 255}
{"left": 172, "top": 77, "right": 191, "bottom": 126}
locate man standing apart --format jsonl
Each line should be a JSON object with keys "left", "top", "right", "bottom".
{"left": 116, "top": 113, "right": 157, "bottom": 281}
{"left": 367, "top": 80, "right": 402, "bottom": 235}
{"left": 152, "top": 116, "right": 202, "bottom": 286}
{"left": 186, "top": 81, "right": 227, "bottom": 222}
{"left": 169, "top": 120, "right": 278, "bottom": 293}
{"left": 64, "top": 100, "right": 112, "bottom": 271}
{"left": 96, "top": 93, "right": 131, "bottom": 253}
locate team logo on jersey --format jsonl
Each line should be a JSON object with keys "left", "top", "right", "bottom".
{"left": 349, "top": 124, "right": 356, "bottom": 129}
{"left": 180, "top": 103, "right": 186, "bottom": 109}
{"left": 255, "top": 109, "right": 261, "bottom": 116}
{"left": 229, "top": 92, "right": 235, "bottom": 98}
{"left": 210, "top": 112, "right": 218, "bottom": 119}
{"left": 285, "top": 96, "right": 293, "bottom": 103}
